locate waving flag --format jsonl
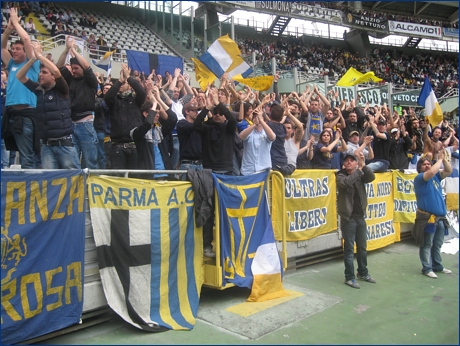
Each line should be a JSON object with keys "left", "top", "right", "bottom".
{"left": 126, "top": 50, "right": 183, "bottom": 77}
{"left": 213, "top": 171, "right": 287, "bottom": 302}
{"left": 336, "top": 67, "right": 382, "bottom": 86}
{"left": 200, "top": 34, "right": 252, "bottom": 79}
{"left": 417, "top": 76, "right": 443, "bottom": 126}
{"left": 192, "top": 34, "right": 267, "bottom": 91}
{"left": 92, "top": 51, "right": 114, "bottom": 75}
{"left": 88, "top": 176, "right": 203, "bottom": 331}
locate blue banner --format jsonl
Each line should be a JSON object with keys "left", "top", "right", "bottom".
{"left": 1, "top": 170, "right": 86, "bottom": 344}
{"left": 213, "top": 171, "right": 282, "bottom": 289}
{"left": 443, "top": 28, "right": 459, "bottom": 37}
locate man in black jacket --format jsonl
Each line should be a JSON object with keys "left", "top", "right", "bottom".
{"left": 94, "top": 83, "right": 111, "bottom": 169}
{"left": 17, "top": 43, "right": 80, "bottom": 169}
{"left": 336, "top": 153, "right": 376, "bottom": 289}
{"left": 389, "top": 127, "right": 412, "bottom": 170}
{"left": 193, "top": 88, "right": 235, "bottom": 257}
{"left": 104, "top": 63, "right": 146, "bottom": 169}
{"left": 57, "top": 36, "right": 98, "bottom": 168}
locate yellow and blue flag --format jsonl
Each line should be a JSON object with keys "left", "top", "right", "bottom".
{"left": 88, "top": 176, "right": 203, "bottom": 331}
{"left": 213, "top": 171, "right": 287, "bottom": 302}
{"left": 192, "top": 34, "right": 274, "bottom": 91}
{"left": 417, "top": 76, "right": 443, "bottom": 126}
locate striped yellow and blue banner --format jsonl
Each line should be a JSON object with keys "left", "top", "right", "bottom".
{"left": 213, "top": 171, "right": 287, "bottom": 302}
{"left": 87, "top": 176, "right": 203, "bottom": 331}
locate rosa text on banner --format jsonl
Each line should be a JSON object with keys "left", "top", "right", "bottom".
{"left": 1, "top": 170, "right": 86, "bottom": 344}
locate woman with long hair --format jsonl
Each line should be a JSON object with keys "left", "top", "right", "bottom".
{"left": 312, "top": 128, "right": 348, "bottom": 169}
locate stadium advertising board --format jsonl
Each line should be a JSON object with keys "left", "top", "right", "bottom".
{"left": 389, "top": 21, "right": 442, "bottom": 39}
{"left": 254, "top": 2, "right": 342, "bottom": 22}
{"left": 344, "top": 12, "right": 388, "bottom": 31}
{"left": 443, "top": 28, "right": 459, "bottom": 37}
{"left": 328, "top": 86, "right": 421, "bottom": 107}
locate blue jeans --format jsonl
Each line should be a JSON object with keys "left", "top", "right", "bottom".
{"left": 96, "top": 132, "right": 106, "bottom": 169}
{"left": 342, "top": 217, "right": 368, "bottom": 281}
{"left": 171, "top": 135, "right": 180, "bottom": 170}
{"left": 8, "top": 116, "right": 37, "bottom": 168}
{"left": 367, "top": 161, "right": 387, "bottom": 172}
{"left": 179, "top": 162, "right": 203, "bottom": 181}
{"left": 419, "top": 220, "right": 446, "bottom": 274}
{"left": 72, "top": 122, "right": 98, "bottom": 169}
{"left": 41, "top": 144, "right": 81, "bottom": 169}
{"left": 1, "top": 139, "right": 9, "bottom": 168}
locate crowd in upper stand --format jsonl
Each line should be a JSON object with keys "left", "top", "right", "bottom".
{"left": 317, "top": 1, "right": 458, "bottom": 28}
{"left": 240, "top": 36, "right": 459, "bottom": 96}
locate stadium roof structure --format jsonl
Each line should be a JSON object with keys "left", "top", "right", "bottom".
{"left": 358, "top": 1, "right": 459, "bottom": 24}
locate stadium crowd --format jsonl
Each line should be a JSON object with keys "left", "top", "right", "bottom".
{"left": 318, "top": 1, "right": 458, "bottom": 28}
{"left": 1, "top": 6, "right": 459, "bottom": 179}
{"left": 240, "top": 37, "right": 459, "bottom": 96}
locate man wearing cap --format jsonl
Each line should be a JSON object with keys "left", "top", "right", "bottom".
{"left": 413, "top": 150, "right": 452, "bottom": 279}
{"left": 367, "top": 115, "right": 391, "bottom": 172}
{"left": 389, "top": 127, "right": 412, "bottom": 170}
{"left": 57, "top": 35, "right": 99, "bottom": 168}
{"left": 337, "top": 152, "right": 376, "bottom": 289}
{"left": 343, "top": 131, "right": 374, "bottom": 163}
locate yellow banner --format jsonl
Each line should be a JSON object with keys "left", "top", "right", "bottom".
{"left": 232, "top": 75, "right": 274, "bottom": 91}
{"left": 191, "top": 57, "right": 217, "bottom": 91}
{"left": 393, "top": 171, "right": 417, "bottom": 223}
{"left": 271, "top": 170, "right": 337, "bottom": 241}
{"left": 365, "top": 172, "right": 400, "bottom": 251}
{"left": 87, "top": 175, "right": 195, "bottom": 210}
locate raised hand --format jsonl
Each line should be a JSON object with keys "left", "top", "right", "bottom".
{"left": 9, "top": 7, "right": 19, "bottom": 24}
{"left": 66, "top": 35, "right": 75, "bottom": 50}
{"left": 145, "top": 79, "right": 154, "bottom": 92}
{"left": 335, "top": 128, "right": 342, "bottom": 140}
{"left": 357, "top": 152, "right": 365, "bottom": 169}
{"left": 174, "top": 68, "right": 181, "bottom": 78}
{"left": 363, "top": 135, "right": 373, "bottom": 145}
